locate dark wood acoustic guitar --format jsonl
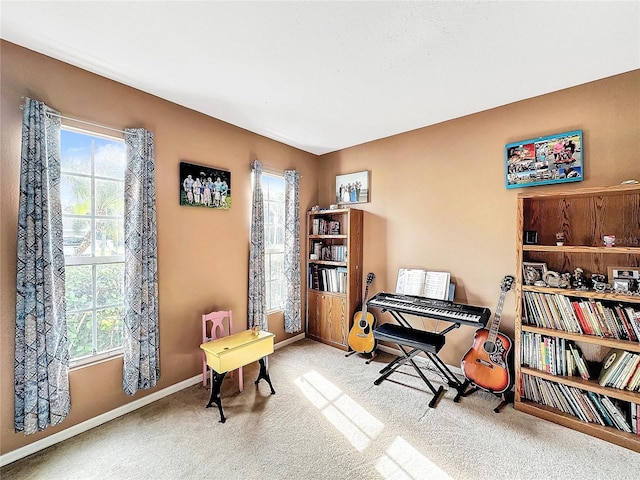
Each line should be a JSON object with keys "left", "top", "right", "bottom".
{"left": 461, "top": 275, "right": 514, "bottom": 394}
{"left": 347, "top": 273, "right": 376, "bottom": 354}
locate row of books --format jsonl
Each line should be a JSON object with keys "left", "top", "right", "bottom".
{"left": 308, "top": 265, "right": 347, "bottom": 293}
{"left": 520, "top": 332, "right": 590, "bottom": 379}
{"left": 522, "top": 373, "right": 637, "bottom": 434}
{"left": 599, "top": 349, "right": 640, "bottom": 391}
{"left": 522, "top": 291, "right": 640, "bottom": 340}
{"left": 311, "top": 218, "right": 340, "bottom": 235}
{"left": 310, "top": 242, "right": 347, "bottom": 262}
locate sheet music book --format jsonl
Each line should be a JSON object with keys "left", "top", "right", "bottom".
{"left": 395, "top": 268, "right": 451, "bottom": 301}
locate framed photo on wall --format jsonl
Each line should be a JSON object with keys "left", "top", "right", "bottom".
{"left": 180, "top": 161, "right": 231, "bottom": 209}
{"left": 336, "top": 170, "right": 370, "bottom": 204}
{"left": 505, "top": 130, "right": 583, "bottom": 189}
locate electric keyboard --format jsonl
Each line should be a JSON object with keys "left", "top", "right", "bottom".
{"left": 367, "top": 291, "right": 490, "bottom": 327}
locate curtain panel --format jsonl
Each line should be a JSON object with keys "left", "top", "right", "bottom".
{"left": 248, "top": 160, "right": 267, "bottom": 330}
{"left": 15, "top": 98, "right": 71, "bottom": 434}
{"left": 283, "top": 170, "right": 301, "bottom": 333}
{"left": 122, "top": 128, "right": 160, "bottom": 395}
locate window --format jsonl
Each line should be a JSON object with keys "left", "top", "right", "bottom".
{"left": 60, "top": 127, "right": 126, "bottom": 366}
{"left": 262, "top": 173, "right": 285, "bottom": 312}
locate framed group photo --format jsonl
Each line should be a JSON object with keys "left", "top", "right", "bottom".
{"left": 505, "top": 130, "right": 583, "bottom": 189}
{"left": 336, "top": 170, "right": 370, "bottom": 204}
{"left": 180, "top": 161, "right": 231, "bottom": 209}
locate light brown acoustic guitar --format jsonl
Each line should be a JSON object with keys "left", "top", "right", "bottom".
{"left": 347, "top": 273, "right": 376, "bottom": 354}
{"left": 461, "top": 275, "right": 514, "bottom": 394}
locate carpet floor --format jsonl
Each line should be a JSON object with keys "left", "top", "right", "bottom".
{"left": 2, "top": 338, "right": 639, "bottom": 479}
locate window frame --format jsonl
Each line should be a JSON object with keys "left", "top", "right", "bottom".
{"left": 60, "top": 126, "right": 126, "bottom": 368}
{"left": 262, "top": 172, "right": 286, "bottom": 313}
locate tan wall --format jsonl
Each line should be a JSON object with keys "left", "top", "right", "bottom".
{"left": 2, "top": 38, "right": 639, "bottom": 457}
{"left": 0, "top": 41, "right": 318, "bottom": 455}
{"left": 318, "top": 69, "right": 640, "bottom": 365}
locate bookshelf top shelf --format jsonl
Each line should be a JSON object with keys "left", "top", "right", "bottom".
{"left": 308, "top": 208, "right": 351, "bottom": 216}
{"left": 517, "top": 183, "right": 640, "bottom": 199}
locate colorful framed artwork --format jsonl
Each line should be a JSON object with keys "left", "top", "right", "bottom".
{"left": 180, "top": 161, "right": 231, "bottom": 209}
{"left": 336, "top": 170, "right": 370, "bottom": 204}
{"left": 505, "top": 130, "right": 583, "bottom": 189}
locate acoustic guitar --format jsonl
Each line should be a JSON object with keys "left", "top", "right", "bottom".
{"left": 461, "top": 275, "right": 514, "bottom": 394}
{"left": 347, "top": 273, "right": 376, "bottom": 354}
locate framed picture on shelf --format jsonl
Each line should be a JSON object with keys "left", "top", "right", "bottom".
{"left": 607, "top": 266, "right": 640, "bottom": 291}
{"left": 180, "top": 161, "right": 231, "bottom": 209}
{"left": 336, "top": 170, "right": 369, "bottom": 204}
{"left": 505, "top": 130, "right": 583, "bottom": 189}
{"left": 523, "top": 261, "right": 548, "bottom": 285}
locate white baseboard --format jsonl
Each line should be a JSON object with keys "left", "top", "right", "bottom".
{"left": 1, "top": 333, "right": 307, "bottom": 468}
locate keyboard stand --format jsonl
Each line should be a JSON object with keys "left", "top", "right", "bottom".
{"left": 373, "top": 322, "right": 446, "bottom": 408}
{"left": 378, "top": 309, "right": 472, "bottom": 401}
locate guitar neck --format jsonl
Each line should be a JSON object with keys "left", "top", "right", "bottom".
{"left": 488, "top": 292, "right": 506, "bottom": 341}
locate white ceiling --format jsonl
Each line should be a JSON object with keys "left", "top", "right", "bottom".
{"left": 2, "top": 1, "right": 639, "bottom": 155}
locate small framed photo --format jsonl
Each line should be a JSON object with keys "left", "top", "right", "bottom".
{"left": 607, "top": 266, "right": 640, "bottom": 284}
{"left": 336, "top": 170, "right": 369, "bottom": 204}
{"left": 524, "top": 230, "right": 538, "bottom": 245}
{"left": 523, "top": 261, "right": 548, "bottom": 286}
{"left": 180, "top": 161, "right": 231, "bottom": 209}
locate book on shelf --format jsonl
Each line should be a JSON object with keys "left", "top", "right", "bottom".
{"left": 311, "top": 218, "right": 341, "bottom": 236}
{"left": 598, "top": 348, "right": 629, "bottom": 386}
{"left": 568, "top": 343, "right": 590, "bottom": 380}
{"left": 395, "top": 268, "right": 450, "bottom": 301}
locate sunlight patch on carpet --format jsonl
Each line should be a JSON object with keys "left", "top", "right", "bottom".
{"left": 376, "top": 436, "right": 453, "bottom": 480}
{"left": 294, "top": 370, "right": 384, "bottom": 451}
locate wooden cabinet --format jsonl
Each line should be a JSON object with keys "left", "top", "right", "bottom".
{"left": 514, "top": 184, "right": 640, "bottom": 452}
{"left": 306, "top": 208, "right": 363, "bottom": 350}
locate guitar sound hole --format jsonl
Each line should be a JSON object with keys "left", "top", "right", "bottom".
{"left": 483, "top": 341, "right": 496, "bottom": 354}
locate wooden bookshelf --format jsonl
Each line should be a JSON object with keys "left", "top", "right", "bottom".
{"left": 514, "top": 184, "right": 640, "bottom": 452}
{"left": 306, "top": 208, "right": 363, "bottom": 350}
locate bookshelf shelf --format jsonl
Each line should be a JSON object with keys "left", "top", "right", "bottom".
{"left": 306, "top": 208, "right": 363, "bottom": 351}
{"left": 518, "top": 400, "right": 640, "bottom": 452}
{"left": 515, "top": 184, "right": 640, "bottom": 452}
{"left": 309, "top": 260, "right": 347, "bottom": 267}
{"left": 523, "top": 285, "right": 640, "bottom": 303}
{"left": 521, "top": 325, "right": 640, "bottom": 352}
{"left": 521, "top": 367, "right": 640, "bottom": 403}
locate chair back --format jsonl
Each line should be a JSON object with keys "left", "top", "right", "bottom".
{"left": 202, "top": 310, "right": 233, "bottom": 344}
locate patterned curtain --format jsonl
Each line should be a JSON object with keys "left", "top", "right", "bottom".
{"left": 283, "top": 170, "right": 301, "bottom": 332}
{"left": 122, "top": 128, "right": 159, "bottom": 396}
{"left": 248, "top": 160, "right": 267, "bottom": 330}
{"left": 15, "top": 98, "right": 71, "bottom": 434}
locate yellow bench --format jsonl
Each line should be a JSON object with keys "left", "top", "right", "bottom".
{"left": 200, "top": 329, "right": 275, "bottom": 423}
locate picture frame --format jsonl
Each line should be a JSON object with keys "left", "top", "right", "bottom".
{"left": 522, "top": 261, "right": 548, "bottom": 285}
{"left": 505, "top": 130, "right": 583, "bottom": 189}
{"left": 524, "top": 230, "right": 538, "bottom": 245}
{"left": 607, "top": 266, "right": 640, "bottom": 285}
{"left": 180, "top": 161, "right": 231, "bottom": 209}
{"left": 336, "top": 170, "right": 369, "bottom": 204}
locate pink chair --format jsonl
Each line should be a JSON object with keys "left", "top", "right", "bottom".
{"left": 201, "top": 310, "right": 243, "bottom": 392}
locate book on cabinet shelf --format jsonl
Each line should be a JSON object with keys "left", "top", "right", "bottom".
{"left": 311, "top": 218, "right": 341, "bottom": 236}
{"left": 308, "top": 265, "right": 348, "bottom": 293}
